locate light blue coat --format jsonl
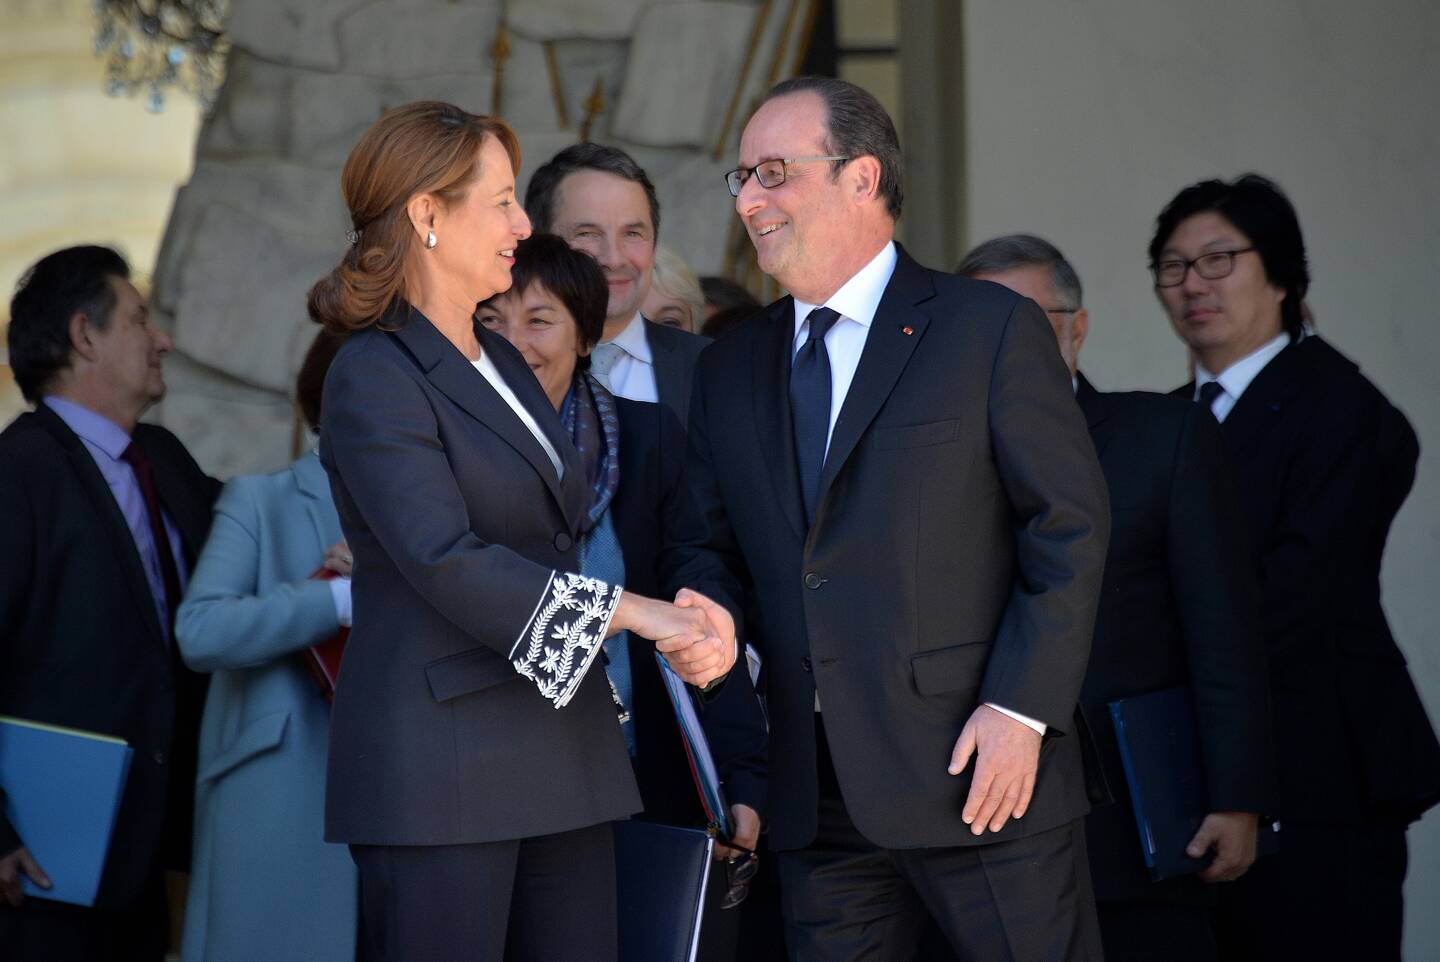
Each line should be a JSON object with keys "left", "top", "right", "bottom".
{"left": 175, "top": 452, "right": 357, "bottom": 962}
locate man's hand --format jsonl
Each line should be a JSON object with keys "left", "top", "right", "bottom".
{"left": 714, "top": 803, "right": 760, "bottom": 862}
{"left": 1188, "top": 811, "right": 1259, "bottom": 883}
{"left": 322, "top": 539, "right": 353, "bottom": 577}
{"left": 612, "top": 591, "right": 734, "bottom": 687}
{"left": 949, "top": 704, "right": 1043, "bottom": 836}
{"left": 0, "top": 846, "right": 50, "bottom": 906}
{"left": 662, "top": 588, "right": 737, "bottom": 688}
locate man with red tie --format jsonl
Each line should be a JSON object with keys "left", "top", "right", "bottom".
{"left": 0, "top": 245, "right": 219, "bottom": 960}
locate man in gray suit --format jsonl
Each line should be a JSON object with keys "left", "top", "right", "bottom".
{"left": 525, "top": 143, "right": 708, "bottom": 426}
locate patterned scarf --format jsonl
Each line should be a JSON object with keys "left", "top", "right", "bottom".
{"left": 560, "top": 371, "right": 622, "bottom": 535}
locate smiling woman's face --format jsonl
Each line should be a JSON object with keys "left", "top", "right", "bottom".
{"left": 476, "top": 281, "right": 586, "bottom": 411}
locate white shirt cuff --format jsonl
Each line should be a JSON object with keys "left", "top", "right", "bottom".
{"left": 328, "top": 577, "right": 352, "bottom": 628}
{"left": 985, "top": 702, "right": 1047, "bottom": 735}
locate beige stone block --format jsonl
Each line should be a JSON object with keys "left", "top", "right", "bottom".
{"left": 169, "top": 201, "right": 340, "bottom": 393}
{"left": 225, "top": 0, "right": 373, "bottom": 71}
{"left": 150, "top": 350, "right": 299, "bottom": 480}
{"left": 509, "top": 0, "right": 673, "bottom": 42}
{"left": 336, "top": 1, "right": 502, "bottom": 79}
{"left": 611, "top": 2, "right": 757, "bottom": 149}
{"left": 154, "top": 160, "right": 348, "bottom": 316}
{"left": 196, "top": 50, "right": 296, "bottom": 158}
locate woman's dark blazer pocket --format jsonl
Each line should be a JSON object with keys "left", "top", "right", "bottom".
{"left": 911, "top": 641, "right": 991, "bottom": 696}
{"left": 425, "top": 647, "right": 518, "bottom": 702}
{"left": 872, "top": 418, "right": 962, "bottom": 451}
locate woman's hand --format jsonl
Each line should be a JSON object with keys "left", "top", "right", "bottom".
{"left": 322, "top": 540, "right": 353, "bottom": 577}
{"left": 611, "top": 590, "right": 737, "bottom": 687}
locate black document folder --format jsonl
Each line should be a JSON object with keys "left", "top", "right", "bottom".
{"left": 1108, "top": 687, "right": 1279, "bottom": 881}
{"left": 614, "top": 820, "right": 716, "bottom": 962}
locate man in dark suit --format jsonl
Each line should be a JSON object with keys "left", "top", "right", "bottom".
{"left": 666, "top": 78, "right": 1111, "bottom": 961}
{"left": 1150, "top": 174, "right": 1440, "bottom": 961}
{"left": 524, "top": 143, "right": 708, "bottom": 427}
{"left": 961, "top": 233, "right": 1278, "bottom": 962}
{"left": 0, "top": 245, "right": 220, "bottom": 960}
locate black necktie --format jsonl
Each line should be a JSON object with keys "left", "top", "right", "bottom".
{"left": 121, "top": 441, "right": 182, "bottom": 638}
{"left": 791, "top": 307, "right": 841, "bottom": 523}
{"left": 1197, "top": 380, "right": 1224, "bottom": 412}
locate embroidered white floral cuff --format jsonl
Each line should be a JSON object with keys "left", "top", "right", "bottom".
{"left": 510, "top": 572, "right": 623, "bottom": 708}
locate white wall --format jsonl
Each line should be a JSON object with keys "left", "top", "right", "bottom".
{"left": 960, "top": 1, "right": 1440, "bottom": 956}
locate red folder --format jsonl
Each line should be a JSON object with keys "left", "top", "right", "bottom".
{"left": 305, "top": 567, "right": 348, "bottom": 704}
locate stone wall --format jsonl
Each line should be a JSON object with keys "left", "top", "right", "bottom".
{"left": 149, "top": 0, "right": 816, "bottom": 477}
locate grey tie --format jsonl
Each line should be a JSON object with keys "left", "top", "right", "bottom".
{"left": 590, "top": 341, "right": 625, "bottom": 391}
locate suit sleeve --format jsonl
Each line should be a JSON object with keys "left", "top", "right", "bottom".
{"left": 175, "top": 476, "right": 342, "bottom": 672}
{"left": 1258, "top": 390, "right": 1381, "bottom": 670}
{"left": 0, "top": 458, "right": 33, "bottom": 857}
{"left": 659, "top": 345, "right": 749, "bottom": 645}
{"left": 1167, "top": 405, "right": 1278, "bottom": 813}
{"left": 978, "top": 298, "right": 1111, "bottom": 733}
{"left": 653, "top": 402, "right": 768, "bottom": 813}
{"left": 323, "top": 341, "right": 620, "bottom": 708}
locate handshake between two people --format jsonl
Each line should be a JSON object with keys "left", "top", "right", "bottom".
{"left": 610, "top": 588, "right": 737, "bottom": 689}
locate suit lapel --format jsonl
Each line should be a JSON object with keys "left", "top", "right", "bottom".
{"left": 815, "top": 249, "right": 934, "bottom": 511}
{"left": 1217, "top": 339, "right": 1306, "bottom": 458}
{"left": 646, "top": 319, "right": 682, "bottom": 416}
{"left": 292, "top": 451, "right": 341, "bottom": 559}
{"left": 1074, "top": 372, "right": 1114, "bottom": 457}
{"left": 751, "top": 297, "right": 807, "bottom": 541}
{"left": 391, "top": 313, "right": 582, "bottom": 532}
{"left": 35, "top": 405, "right": 167, "bottom": 650}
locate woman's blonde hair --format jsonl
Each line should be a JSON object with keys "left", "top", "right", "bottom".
{"left": 650, "top": 244, "right": 705, "bottom": 330}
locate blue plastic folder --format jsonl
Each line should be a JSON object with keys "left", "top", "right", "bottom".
{"left": 1108, "top": 688, "right": 1278, "bottom": 881}
{"left": 0, "top": 716, "right": 133, "bottom": 906}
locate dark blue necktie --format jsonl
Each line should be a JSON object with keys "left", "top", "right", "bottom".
{"left": 1197, "top": 380, "right": 1224, "bottom": 412}
{"left": 791, "top": 307, "right": 841, "bottom": 523}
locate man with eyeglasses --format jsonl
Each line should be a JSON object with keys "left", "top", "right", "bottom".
{"left": 960, "top": 233, "right": 1277, "bottom": 962}
{"left": 1151, "top": 174, "right": 1440, "bottom": 961}
{"left": 666, "top": 77, "right": 1110, "bottom": 960}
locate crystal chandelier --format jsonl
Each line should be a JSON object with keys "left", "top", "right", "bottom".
{"left": 93, "top": 0, "right": 230, "bottom": 113}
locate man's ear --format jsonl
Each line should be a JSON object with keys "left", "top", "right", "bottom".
{"left": 848, "top": 155, "right": 882, "bottom": 207}
{"left": 68, "top": 311, "right": 100, "bottom": 363}
{"left": 1072, "top": 308, "right": 1091, "bottom": 358}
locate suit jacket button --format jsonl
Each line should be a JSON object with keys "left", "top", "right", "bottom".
{"left": 801, "top": 656, "right": 813, "bottom": 672}
{"left": 153, "top": 751, "right": 166, "bottom": 765}
{"left": 554, "top": 532, "right": 573, "bottom": 552}
{"left": 804, "top": 572, "right": 823, "bottom": 589}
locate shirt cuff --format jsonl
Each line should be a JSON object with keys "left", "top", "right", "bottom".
{"left": 510, "top": 573, "right": 622, "bottom": 708}
{"left": 328, "top": 577, "right": 352, "bottom": 628}
{"left": 985, "top": 702, "right": 1047, "bottom": 736}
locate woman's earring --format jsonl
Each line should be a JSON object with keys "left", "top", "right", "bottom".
{"left": 425, "top": 230, "right": 438, "bottom": 249}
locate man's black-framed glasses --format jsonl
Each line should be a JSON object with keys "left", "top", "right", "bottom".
{"left": 1151, "top": 248, "right": 1256, "bottom": 288}
{"left": 724, "top": 156, "right": 851, "bottom": 197}
{"left": 718, "top": 842, "right": 760, "bottom": 910}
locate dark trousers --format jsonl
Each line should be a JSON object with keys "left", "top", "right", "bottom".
{"left": 351, "top": 821, "right": 616, "bottom": 962}
{"left": 0, "top": 869, "right": 168, "bottom": 962}
{"left": 1214, "top": 821, "right": 1407, "bottom": 962}
{"left": 1098, "top": 899, "right": 1217, "bottom": 962}
{"left": 775, "top": 717, "right": 1101, "bottom": 962}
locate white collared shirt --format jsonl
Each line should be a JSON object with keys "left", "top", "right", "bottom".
{"left": 791, "top": 241, "right": 897, "bottom": 456}
{"left": 1194, "top": 332, "right": 1291, "bottom": 422}
{"left": 794, "top": 241, "right": 1044, "bottom": 735}
{"left": 597, "top": 312, "right": 658, "bottom": 403}
{"left": 471, "top": 351, "right": 565, "bottom": 480}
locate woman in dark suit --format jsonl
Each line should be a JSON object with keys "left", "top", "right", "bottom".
{"left": 307, "top": 101, "right": 736, "bottom": 962}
